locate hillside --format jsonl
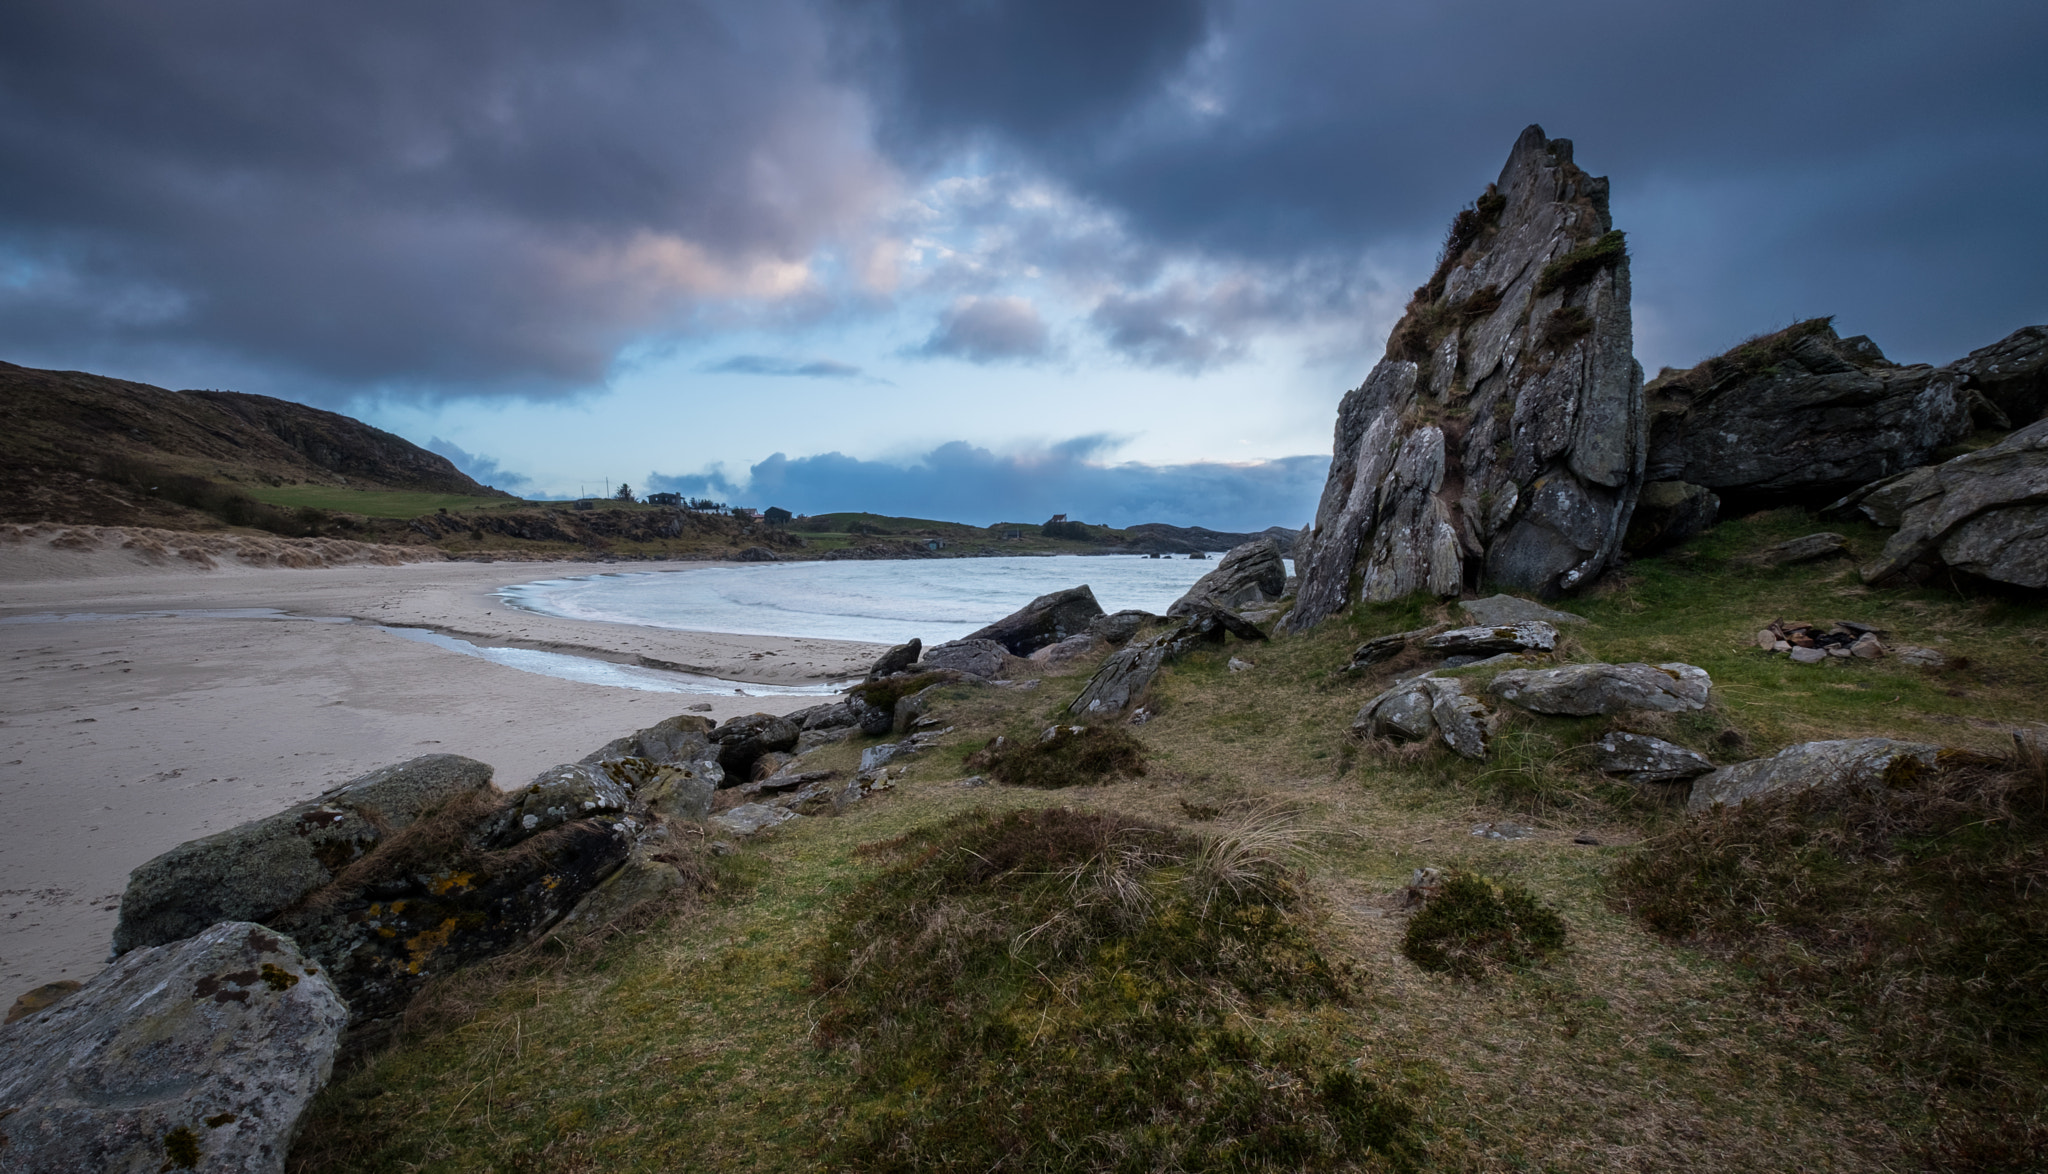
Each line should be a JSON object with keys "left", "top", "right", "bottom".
{"left": 0, "top": 360, "right": 507, "bottom": 530}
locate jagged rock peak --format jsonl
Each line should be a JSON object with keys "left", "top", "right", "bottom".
{"left": 1285, "top": 126, "right": 1643, "bottom": 630}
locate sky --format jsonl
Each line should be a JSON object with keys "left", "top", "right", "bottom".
{"left": 3, "top": 1, "right": 2044, "bottom": 530}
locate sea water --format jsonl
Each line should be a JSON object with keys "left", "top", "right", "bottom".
{"left": 498, "top": 554, "right": 1277, "bottom": 646}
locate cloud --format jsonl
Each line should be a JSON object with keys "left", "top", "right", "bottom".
{"left": 704, "top": 354, "right": 882, "bottom": 382}
{"left": 426, "top": 437, "right": 534, "bottom": 493}
{"left": 918, "top": 296, "right": 1051, "bottom": 362}
{"left": 647, "top": 437, "right": 1325, "bottom": 531}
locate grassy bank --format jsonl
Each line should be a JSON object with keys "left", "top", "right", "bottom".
{"left": 289, "top": 508, "right": 2047, "bottom": 1172}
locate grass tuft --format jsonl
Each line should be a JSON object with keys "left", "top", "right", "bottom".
{"left": 1400, "top": 871, "right": 1568, "bottom": 978}
{"left": 969, "top": 725, "right": 1149, "bottom": 789}
{"left": 1534, "top": 230, "right": 1626, "bottom": 297}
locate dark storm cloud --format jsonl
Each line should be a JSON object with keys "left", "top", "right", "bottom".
{"left": 847, "top": 0, "right": 2048, "bottom": 367}
{"left": 426, "top": 438, "right": 533, "bottom": 494}
{"left": 705, "top": 355, "right": 876, "bottom": 381}
{"left": 647, "top": 439, "right": 1325, "bottom": 531}
{"left": 919, "top": 297, "right": 1051, "bottom": 362}
{"left": 0, "top": 0, "right": 887, "bottom": 399}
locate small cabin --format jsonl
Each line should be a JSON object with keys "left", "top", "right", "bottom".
{"left": 646, "top": 492, "right": 682, "bottom": 506}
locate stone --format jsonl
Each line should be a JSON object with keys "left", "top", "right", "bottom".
{"left": 712, "top": 803, "right": 799, "bottom": 837}
{"left": 734, "top": 546, "right": 779, "bottom": 562}
{"left": 1423, "top": 621, "right": 1558, "bottom": 656}
{"left": 1428, "top": 680, "right": 1491, "bottom": 760}
{"left": 555, "top": 835, "right": 691, "bottom": 932}
{"left": 707, "top": 712, "right": 800, "bottom": 780}
{"left": 1593, "top": 732, "right": 1715, "bottom": 784}
{"left": 1847, "top": 417, "right": 2048, "bottom": 589}
{"left": 750, "top": 751, "right": 797, "bottom": 782}
{"left": 1894, "top": 645, "right": 1947, "bottom": 667}
{"left": 0, "top": 922, "right": 346, "bottom": 1174}
{"left": 1487, "top": 661, "right": 1710, "bottom": 715}
{"left": 867, "top": 638, "right": 922, "bottom": 681}
{"left": 892, "top": 683, "right": 941, "bottom": 735}
{"left": 1645, "top": 319, "right": 1975, "bottom": 507}
{"left": 1942, "top": 324, "right": 2048, "bottom": 426}
{"left": 4, "top": 980, "right": 82, "bottom": 1026}
{"left": 786, "top": 700, "right": 856, "bottom": 731}
{"left": 1688, "top": 738, "right": 1941, "bottom": 812}
{"left": 1752, "top": 532, "right": 1849, "bottom": 566}
{"left": 1068, "top": 640, "right": 1171, "bottom": 717}
{"left": 579, "top": 713, "right": 715, "bottom": 766}
{"left": 1457, "top": 594, "right": 1589, "bottom": 627}
{"left": 1172, "top": 601, "right": 1268, "bottom": 644}
{"left": 1286, "top": 125, "right": 1643, "bottom": 626}
{"left": 1028, "top": 633, "right": 1103, "bottom": 667}
{"left": 1789, "top": 646, "right": 1827, "bottom": 664}
{"left": 1228, "top": 657, "right": 1254, "bottom": 673}
{"left": 1755, "top": 629, "right": 1778, "bottom": 650}
{"left": 965, "top": 585, "right": 1106, "bottom": 655}
{"left": 687, "top": 702, "right": 714, "bottom": 712}
{"left": 795, "top": 726, "right": 854, "bottom": 754}
{"left": 1345, "top": 625, "right": 1448, "bottom": 670}
{"left": 1352, "top": 675, "right": 1490, "bottom": 759}
{"left": 497, "top": 762, "right": 632, "bottom": 839}
{"left": 631, "top": 762, "right": 719, "bottom": 822}
{"left": 860, "top": 743, "right": 906, "bottom": 773}
{"left": 918, "top": 637, "right": 1015, "bottom": 678}
{"left": 1087, "top": 609, "right": 1153, "bottom": 645}
{"left": 113, "top": 754, "right": 495, "bottom": 955}
{"left": 1166, "top": 538, "right": 1287, "bottom": 615}
{"left": 1623, "top": 480, "right": 1720, "bottom": 553}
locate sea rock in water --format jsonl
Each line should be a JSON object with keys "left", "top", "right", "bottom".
{"left": 1167, "top": 538, "right": 1287, "bottom": 615}
{"left": 1623, "top": 480, "right": 1720, "bottom": 553}
{"left": 0, "top": 922, "right": 346, "bottom": 1174}
{"left": 1942, "top": 324, "right": 2047, "bottom": 426}
{"left": 1645, "top": 319, "right": 1974, "bottom": 506}
{"left": 867, "top": 638, "right": 922, "bottom": 681}
{"left": 112, "top": 754, "right": 495, "bottom": 955}
{"left": 1487, "top": 662, "right": 1710, "bottom": 715}
{"left": 919, "top": 637, "right": 1013, "bottom": 678}
{"left": 1286, "top": 125, "right": 1644, "bottom": 627}
{"left": 1688, "top": 738, "right": 1940, "bottom": 812}
{"left": 1843, "top": 417, "right": 2048, "bottom": 589}
{"left": 965, "top": 585, "right": 1106, "bottom": 655}
{"left": 1593, "top": 732, "right": 1716, "bottom": 784}
{"left": 1423, "top": 621, "right": 1558, "bottom": 656}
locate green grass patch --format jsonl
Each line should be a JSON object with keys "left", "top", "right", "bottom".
{"left": 1534, "top": 230, "right": 1626, "bottom": 297}
{"left": 240, "top": 485, "right": 525, "bottom": 518}
{"left": 1401, "top": 871, "right": 1568, "bottom": 978}
{"left": 809, "top": 807, "right": 1420, "bottom": 1172}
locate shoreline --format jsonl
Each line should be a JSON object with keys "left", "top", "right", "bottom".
{"left": 0, "top": 531, "right": 890, "bottom": 993}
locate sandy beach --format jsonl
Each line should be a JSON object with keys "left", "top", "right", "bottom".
{"left": 0, "top": 529, "right": 886, "bottom": 994}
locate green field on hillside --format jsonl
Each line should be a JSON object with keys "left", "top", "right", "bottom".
{"left": 240, "top": 485, "right": 530, "bottom": 518}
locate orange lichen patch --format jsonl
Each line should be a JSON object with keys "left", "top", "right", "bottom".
{"left": 431, "top": 870, "right": 477, "bottom": 895}
{"left": 542, "top": 874, "right": 561, "bottom": 890}
{"left": 405, "top": 918, "right": 462, "bottom": 973}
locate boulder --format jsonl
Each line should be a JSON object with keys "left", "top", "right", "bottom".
{"left": 1843, "top": 417, "right": 2048, "bottom": 589}
{"left": 1623, "top": 480, "right": 1720, "bottom": 553}
{"left": 554, "top": 832, "right": 694, "bottom": 932}
{"left": 1286, "top": 125, "right": 1644, "bottom": 628}
{"left": 707, "top": 712, "right": 800, "bottom": 781}
{"left": 112, "top": 754, "right": 495, "bottom": 955}
{"left": 1029, "top": 633, "right": 1103, "bottom": 667}
{"left": 1351, "top": 675, "right": 1490, "bottom": 759}
{"left": 734, "top": 546, "right": 779, "bottom": 562}
{"left": 1645, "top": 319, "right": 1973, "bottom": 507}
{"left": 1173, "top": 601, "right": 1267, "bottom": 644}
{"left": 965, "top": 585, "right": 1106, "bottom": 655}
{"left": 495, "top": 762, "right": 632, "bottom": 839}
{"left": 1942, "top": 324, "right": 2047, "bottom": 426}
{"left": 1750, "top": 532, "right": 1849, "bottom": 567}
{"left": 918, "top": 637, "right": 1012, "bottom": 678}
{"left": 866, "top": 638, "right": 921, "bottom": 681}
{"left": 1345, "top": 625, "right": 1450, "bottom": 671}
{"left": 578, "top": 713, "right": 715, "bottom": 766}
{"left": 1087, "top": 609, "right": 1154, "bottom": 645}
{"left": 1166, "top": 538, "right": 1287, "bottom": 615}
{"left": 786, "top": 700, "right": 857, "bottom": 730}
{"left": 1423, "top": 621, "right": 1558, "bottom": 656}
{"left": 1458, "top": 594, "right": 1589, "bottom": 626}
{"left": 1487, "top": 662, "right": 1711, "bottom": 716}
{"left": 1687, "top": 738, "right": 1940, "bottom": 812}
{"left": 0, "top": 922, "right": 346, "bottom": 1174}
{"left": 1593, "top": 732, "right": 1716, "bottom": 784}
{"left": 711, "top": 803, "right": 798, "bottom": 837}
{"left": 750, "top": 751, "right": 797, "bottom": 782}
{"left": 892, "top": 683, "right": 942, "bottom": 735}
{"left": 1068, "top": 640, "right": 1171, "bottom": 717}
{"left": 628, "top": 762, "right": 718, "bottom": 822}
{"left": 795, "top": 726, "right": 854, "bottom": 754}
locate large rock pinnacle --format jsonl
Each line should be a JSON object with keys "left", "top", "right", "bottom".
{"left": 1285, "top": 126, "right": 1643, "bottom": 630}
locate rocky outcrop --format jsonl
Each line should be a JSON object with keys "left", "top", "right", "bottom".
{"left": 1623, "top": 480, "right": 1719, "bottom": 553}
{"left": 0, "top": 921, "right": 346, "bottom": 1174}
{"left": 1944, "top": 325, "right": 2047, "bottom": 426}
{"left": 1029, "top": 633, "right": 1103, "bottom": 668}
{"left": 1593, "top": 732, "right": 1715, "bottom": 784}
{"left": 1422, "top": 621, "right": 1557, "bottom": 656}
{"left": 1351, "top": 675, "right": 1491, "bottom": 759}
{"left": 1837, "top": 417, "right": 2048, "bottom": 589}
{"left": 1486, "top": 662, "right": 1710, "bottom": 716}
{"left": 707, "top": 713, "right": 800, "bottom": 781}
{"left": 867, "top": 639, "right": 921, "bottom": 681}
{"left": 1068, "top": 641, "right": 1171, "bottom": 717}
{"left": 1286, "top": 125, "right": 1643, "bottom": 627}
{"left": 1688, "top": 738, "right": 1939, "bottom": 812}
{"left": 112, "top": 754, "right": 495, "bottom": 955}
{"left": 1167, "top": 538, "right": 1287, "bottom": 615}
{"left": 1345, "top": 625, "right": 1451, "bottom": 671}
{"left": 1644, "top": 319, "right": 1975, "bottom": 507}
{"left": 580, "top": 713, "right": 715, "bottom": 766}
{"left": 1088, "top": 610, "right": 1154, "bottom": 646}
{"left": 1458, "top": 594, "right": 1588, "bottom": 626}
{"left": 965, "top": 585, "right": 1106, "bottom": 655}
{"left": 918, "top": 637, "right": 1013, "bottom": 678}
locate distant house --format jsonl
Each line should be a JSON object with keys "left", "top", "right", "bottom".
{"left": 572, "top": 498, "right": 597, "bottom": 511}
{"left": 732, "top": 507, "right": 760, "bottom": 521}
{"left": 1048, "top": 513, "right": 1068, "bottom": 524}
{"left": 646, "top": 492, "right": 682, "bottom": 506}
